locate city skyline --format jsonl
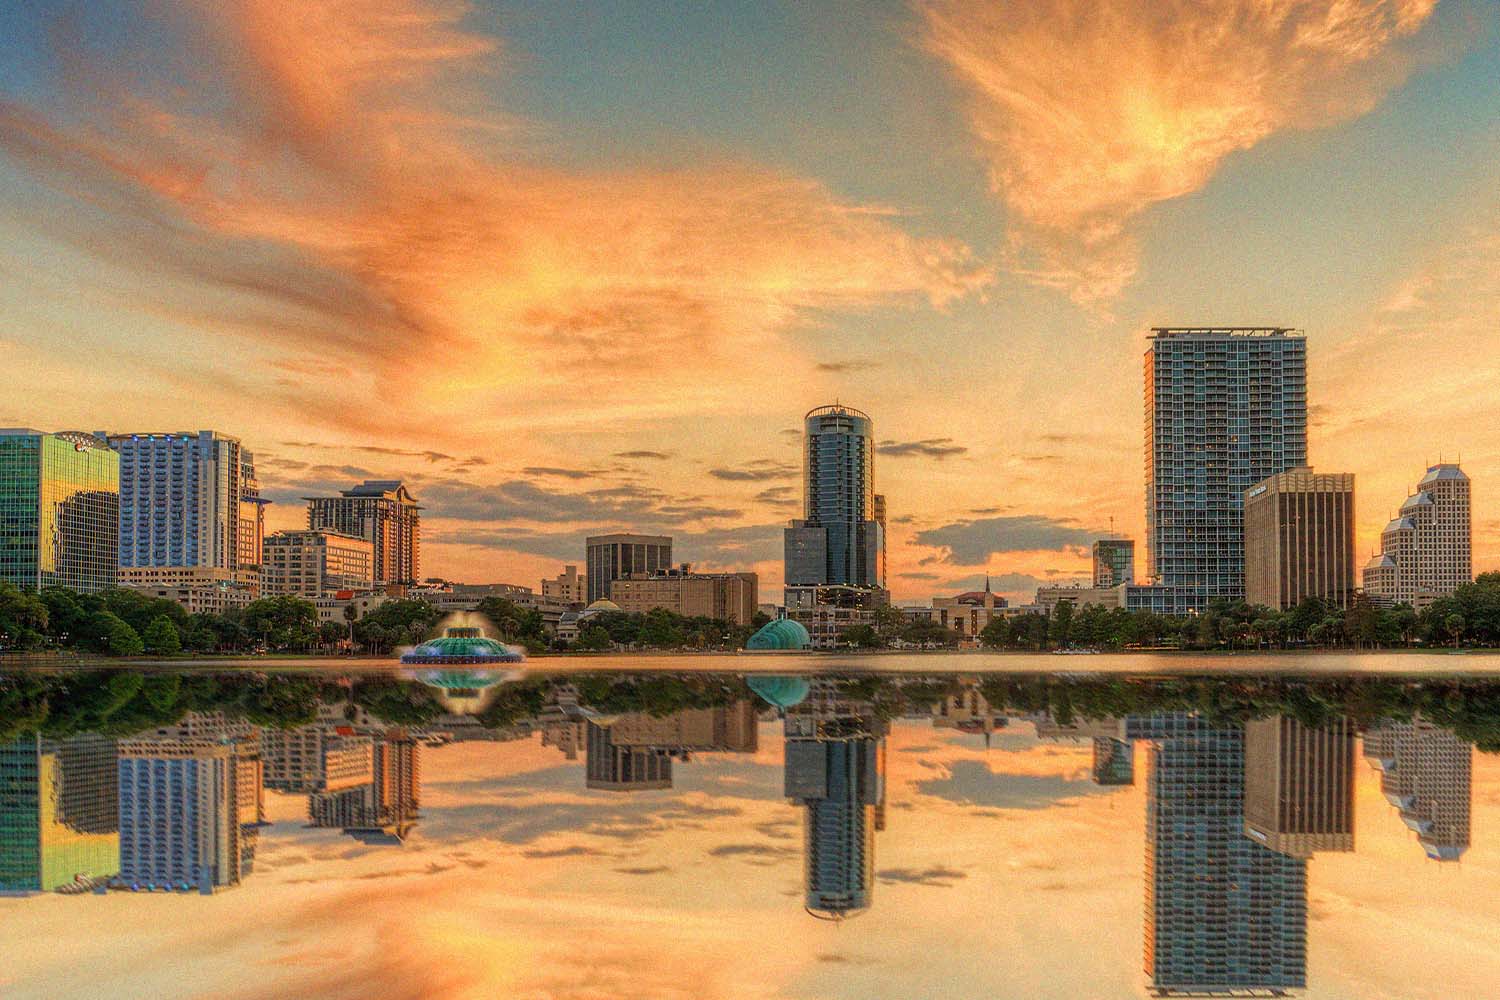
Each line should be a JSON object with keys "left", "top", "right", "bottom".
{"left": 2, "top": 1, "right": 1499, "bottom": 604}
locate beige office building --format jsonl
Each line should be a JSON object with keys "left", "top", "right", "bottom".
{"left": 610, "top": 567, "right": 758, "bottom": 624}
{"left": 263, "top": 529, "right": 375, "bottom": 597}
{"left": 1243, "top": 468, "right": 1356, "bottom": 611}
{"left": 1034, "top": 586, "right": 1124, "bottom": 615}
{"left": 1243, "top": 716, "right": 1355, "bottom": 858}
{"left": 1363, "top": 463, "right": 1471, "bottom": 609}
{"left": 542, "top": 564, "right": 588, "bottom": 604}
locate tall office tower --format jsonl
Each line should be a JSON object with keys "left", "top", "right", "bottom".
{"left": 784, "top": 404, "right": 886, "bottom": 594}
{"left": 784, "top": 734, "right": 881, "bottom": 920}
{"left": 1092, "top": 737, "right": 1135, "bottom": 786}
{"left": 0, "top": 734, "right": 119, "bottom": 893}
{"left": 1363, "top": 463, "right": 1472, "bottom": 609}
{"left": 305, "top": 481, "right": 422, "bottom": 591}
{"left": 584, "top": 721, "right": 673, "bottom": 790}
{"left": 259, "top": 729, "right": 373, "bottom": 794}
{"left": 1144, "top": 329, "right": 1307, "bottom": 611}
{"left": 0, "top": 429, "right": 119, "bottom": 594}
{"left": 584, "top": 533, "right": 672, "bottom": 603}
{"left": 117, "top": 737, "right": 263, "bottom": 893}
{"left": 1363, "top": 719, "right": 1471, "bottom": 861}
{"left": 1092, "top": 538, "right": 1135, "bottom": 588}
{"left": 1243, "top": 716, "right": 1355, "bottom": 857}
{"left": 872, "top": 493, "right": 888, "bottom": 591}
{"left": 1243, "top": 468, "right": 1356, "bottom": 610}
{"left": 107, "top": 431, "right": 263, "bottom": 589}
{"left": 1127, "top": 714, "right": 1307, "bottom": 995}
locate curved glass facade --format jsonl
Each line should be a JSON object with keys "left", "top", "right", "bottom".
{"left": 0, "top": 430, "right": 119, "bottom": 594}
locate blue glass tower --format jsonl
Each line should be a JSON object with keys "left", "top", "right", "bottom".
{"left": 1144, "top": 329, "right": 1307, "bottom": 611}
{"left": 783, "top": 405, "right": 884, "bottom": 591}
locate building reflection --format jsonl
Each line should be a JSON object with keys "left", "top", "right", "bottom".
{"left": 1364, "top": 719, "right": 1472, "bottom": 861}
{"left": 0, "top": 734, "right": 119, "bottom": 894}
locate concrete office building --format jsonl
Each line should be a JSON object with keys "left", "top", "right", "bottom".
{"left": 1034, "top": 585, "right": 1124, "bottom": 615}
{"left": 1093, "top": 538, "right": 1135, "bottom": 588}
{"left": 0, "top": 429, "right": 119, "bottom": 594}
{"left": 117, "top": 737, "right": 263, "bottom": 893}
{"left": 784, "top": 405, "right": 885, "bottom": 595}
{"left": 1144, "top": 328, "right": 1308, "bottom": 613}
{"left": 263, "top": 529, "right": 375, "bottom": 597}
{"left": 609, "top": 566, "right": 759, "bottom": 624}
{"left": 584, "top": 721, "right": 673, "bottom": 791}
{"left": 927, "top": 583, "right": 1010, "bottom": 646}
{"left": 1243, "top": 468, "right": 1356, "bottom": 610}
{"left": 585, "top": 533, "right": 672, "bottom": 603}
{"left": 1363, "top": 719, "right": 1471, "bottom": 861}
{"left": 1244, "top": 716, "right": 1355, "bottom": 858}
{"left": 259, "top": 729, "right": 373, "bottom": 794}
{"left": 107, "top": 430, "right": 266, "bottom": 593}
{"left": 1363, "top": 463, "right": 1472, "bottom": 609}
{"left": 1128, "top": 714, "right": 1307, "bottom": 995}
{"left": 0, "top": 734, "right": 119, "bottom": 893}
{"left": 542, "top": 564, "right": 587, "bottom": 604}
{"left": 306, "top": 481, "right": 421, "bottom": 591}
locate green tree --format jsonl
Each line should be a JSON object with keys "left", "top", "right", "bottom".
{"left": 91, "top": 612, "right": 144, "bottom": 656}
{"left": 978, "top": 617, "right": 1009, "bottom": 649}
{"left": 577, "top": 625, "right": 612, "bottom": 651}
{"left": 141, "top": 615, "right": 182, "bottom": 655}
{"left": 0, "top": 582, "right": 50, "bottom": 650}
{"left": 841, "top": 623, "right": 883, "bottom": 648}
{"left": 1446, "top": 613, "right": 1467, "bottom": 648}
{"left": 1049, "top": 601, "right": 1075, "bottom": 649}
{"left": 638, "top": 607, "right": 687, "bottom": 648}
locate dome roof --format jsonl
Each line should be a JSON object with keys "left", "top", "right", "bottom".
{"left": 745, "top": 619, "right": 811, "bottom": 651}
{"left": 400, "top": 627, "right": 524, "bottom": 664}
{"left": 585, "top": 598, "right": 621, "bottom": 612}
{"left": 747, "top": 675, "right": 812, "bottom": 708}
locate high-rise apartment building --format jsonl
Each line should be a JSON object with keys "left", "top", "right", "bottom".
{"left": 117, "top": 737, "right": 263, "bottom": 893}
{"left": 0, "top": 734, "right": 119, "bottom": 893}
{"left": 1128, "top": 714, "right": 1307, "bottom": 994}
{"left": 1243, "top": 468, "right": 1355, "bottom": 610}
{"left": 1363, "top": 719, "right": 1471, "bottom": 861}
{"left": 585, "top": 533, "right": 672, "bottom": 603}
{"left": 1092, "top": 538, "right": 1135, "bottom": 588}
{"left": 1144, "top": 329, "right": 1308, "bottom": 612}
{"left": 307, "top": 732, "right": 421, "bottom": 842}
{"left": 0, "top": 429, "right": 119, "bottom": 594}
{"left": 784, "top": 734, "right": 881, "bottom": 921}
{"left": 262, "top": 529, "right": 375, "bottom": 597}
{"left": 1363, "top": 464, "right": 1471, "bottom": 609}
{"left": 305, "top": 481, "right": 421, "bottom": 590}
{"left": 784, "top": 404, "right": 885, "bottom": 594}
{"left": 107, "top": 431, "right": 265, "bottom": 593}
{"left": 609, "top": 566, "right": 759, "bottom": 624}
{"left": 1243, "top": 716, "right": 1355, "bottom": 858}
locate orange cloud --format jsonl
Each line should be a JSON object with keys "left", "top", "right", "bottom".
{"left": 917, "top": 0, "right": 1440, "bottom": 302}
{"left": 0, "top": 0, "right": 984, "bottom": 441}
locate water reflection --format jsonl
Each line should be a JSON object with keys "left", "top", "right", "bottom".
{"left": 0, "top": 667, "right": 1495, "bottom": 997}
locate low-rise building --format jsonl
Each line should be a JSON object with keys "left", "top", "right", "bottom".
{"left": 1034, "top": 585, "right": 1124, "bottom": 615}
{"left": 929, "top": 583, "right": 1010, "bottom": 645}
{"left": 262, "top": 529, "right": 374, "bottom": 598}
{"left": 541, "top": 565, "right": 587, "bottom": 604}
{"left": 123, "top": 576, "right": 257, "bottom": 616}
{"left": 783, "top": 584, "right": 888, "bottom": 648}
{"left": 609, "top": 565, "right": 758, "bottom": 624}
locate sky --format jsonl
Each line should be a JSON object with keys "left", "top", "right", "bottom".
{"left": 2, "top": 718, "right": 1498, "bottom": 999}
{"left": 1, "top": 0, "right": 1498, "bottom": 603}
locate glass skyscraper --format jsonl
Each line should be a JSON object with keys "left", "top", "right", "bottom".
{"left": 784, "top": 404, "right": 884, "bottom": 591}
{"left": 0, "top": 734, "right": 119, "bottom": 893}
{"left": 0, "top": 429, "right": 119, "bottom": 594}
{"left": 784, "top": 731, "right": 882, "bottom": 920}
{"left": 1128, "top": 714, "right": 1307, "bottom": 995}
{"left": 1144, "top": 329, "right": 1307, "bottom": 611}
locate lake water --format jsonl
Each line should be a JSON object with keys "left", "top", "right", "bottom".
{"left": 2, "top": 660, "right": 1499, "bottom": 999}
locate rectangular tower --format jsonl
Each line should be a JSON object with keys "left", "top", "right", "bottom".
{"left": 1243, "top": 716, "right": 1355, "bottom": 857}
{"left": 1144, "top": 328, "right": 1308, "bottom": 610}
{"left": 0, "top": 429, "right": 119, "bottom": 594}
{"left": 584, "top": 533, "right": 672, "bottom": 603}
{"left": 305, "top": 481, "right": 421, "bottom": 591}
{"left": 1363, "top": 464, "right": 1471, "bottom": 609}
{"left": 1243, "top": 468, "right": 1355, "bottom": 610}
{"left": 784, "top": 404, "right": 885, "bottom": 594}
{"left": 1092, "top": 538, "right": 1135, "bottom": 588}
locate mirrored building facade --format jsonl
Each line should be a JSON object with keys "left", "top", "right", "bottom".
{"left": 0, "top": 429, "right": 119, "bottom": 594}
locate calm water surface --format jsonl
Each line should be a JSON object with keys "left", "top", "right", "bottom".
{"left": 2, "top": 662, "right": 1498, "bottom": 999}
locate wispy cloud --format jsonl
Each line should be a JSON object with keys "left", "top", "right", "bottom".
{"left": 917, "top": 0, "right": 1440, "bottom": 302}
{"left": 913, "top": 514, "right": 1095, "bottom": 564}
{"left": 877, "top": 437, "right": 968, "bottom": 460}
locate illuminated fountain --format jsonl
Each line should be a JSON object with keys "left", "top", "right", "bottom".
{"left": 399, "top": 625, "right": 525, "bottom": 665}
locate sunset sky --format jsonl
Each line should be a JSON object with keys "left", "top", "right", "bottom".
{"left": 2, "top": 0, "right": 1497, "bottom": 602}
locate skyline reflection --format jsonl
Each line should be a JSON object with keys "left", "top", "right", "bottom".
{"left": 0, "top": 668, "right": 1495, "bottom": 999}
